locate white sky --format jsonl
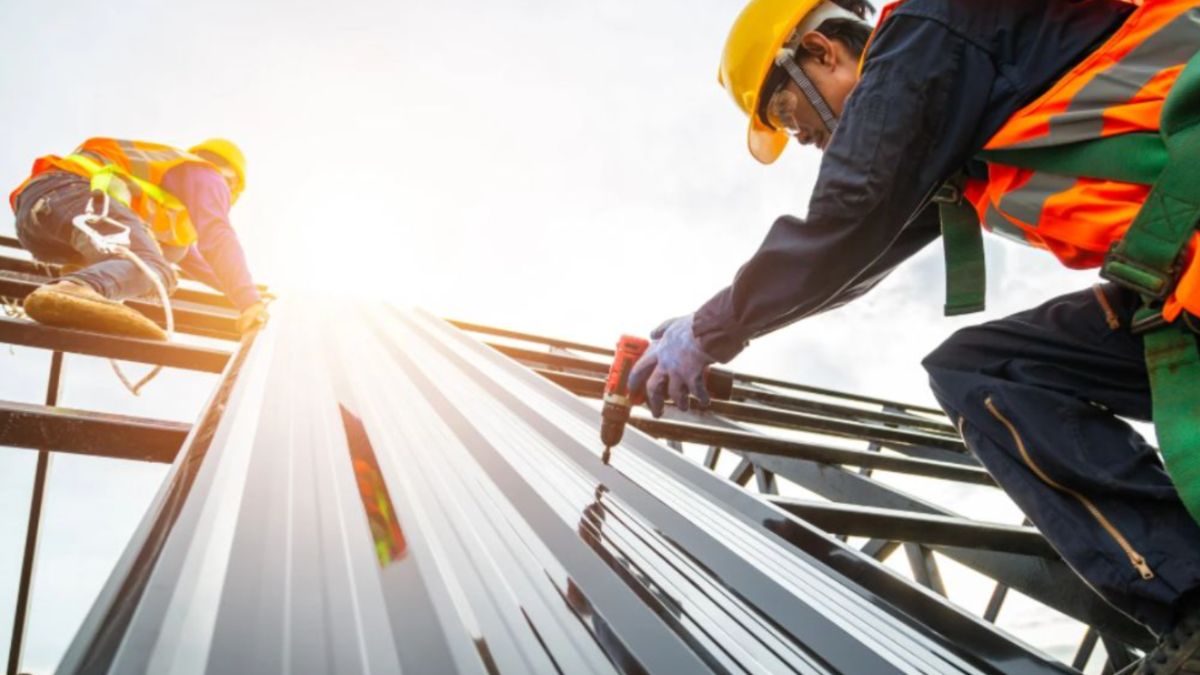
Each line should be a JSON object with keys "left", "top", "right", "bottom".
{"left": 0, "top": 0, "right": 1118, "bottom": 671}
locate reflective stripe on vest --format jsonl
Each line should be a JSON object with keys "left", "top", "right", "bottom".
{"left": 60, "top": 153, "right": 179, "bottom": 209}
{"left": 10, "top": 138, "right": 215, "bottom": 247}
{"left": 968, "top": 1, "right": 1200, "bottom": 319}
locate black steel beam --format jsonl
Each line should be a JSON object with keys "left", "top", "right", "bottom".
{"left": 984, "top": 582, "right": 1010, "bottom": 623}
{"left": 1072, "top": 628, "right": 1099, "bottom": 671}
{"left": 905, "top": 544, "right": 949, "bottom": 597}
{"left": 0, "top": 245, "right": 263, "bottom": 297}
{"left": 631, "top": 416, "right": 992, "bottom": 485}
{"left": 733, "top": 385, "right": 956, "bottom": 436}
{"left": 0, "top": 251, "right": 236, "bottom": 310}
{"left": 0, "top": 272, "right": 239, "bottom": 341}
{"left": 734, "top": 371, "right": 947, "bottom": 416}
{"left": 0, "top": 254, "right": 59, "bottom": 279}
{"left": 535, "top": 367, "right": 969, "bottom": 453}
{"left": 770, "top": 497, "right": 1057, "bottom": 558}
{"left": 0, "top": 399, "right": 188, "bottom": 463}
{"left": 447, "top": 319, "right": 614, "bottom": 356}
{"left": 459, "top": 319, "right": 950, "bottom": 418}
{"left": 489, "top": 342, "right": 959, "bottom": 436}
{"left": 0, "top": 317, "right": 230, "bottom": 373}
{"left": 7, "top": 350, "right": 63, "bottom": 675}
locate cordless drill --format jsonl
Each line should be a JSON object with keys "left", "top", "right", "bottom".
{"left": 600, "top": 335, "right": 649, "bottom": 464}
{"left": 599, "top": 335, "right": 735, "bottom": 464}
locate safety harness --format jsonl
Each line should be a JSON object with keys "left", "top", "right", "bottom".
{"left": 64, "top": 156, "right": 177, "bottom": 395}
{"left": 938, "top": 52, "right": 1200, "bottom": 524}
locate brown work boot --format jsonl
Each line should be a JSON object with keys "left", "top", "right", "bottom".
{"left": 23, "top": 280, "right": 167, "bottom": 341}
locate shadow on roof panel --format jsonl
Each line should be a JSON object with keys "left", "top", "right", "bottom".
{"left": 54, "top": 300, "right": 1073, "bottom": 675}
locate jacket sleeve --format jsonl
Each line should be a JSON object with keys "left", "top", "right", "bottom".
{"left": 176, "top": 245, "right": 225, "bottom": 291}
{"left": 161, "top": 164, "right": 262, "bottom": 311}
{"left": 692, "top": 16, "right": 996, "bottom": 363}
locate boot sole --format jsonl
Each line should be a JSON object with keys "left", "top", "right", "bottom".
{"left": 24, "top": 288, "right": 167, "bottom": 341}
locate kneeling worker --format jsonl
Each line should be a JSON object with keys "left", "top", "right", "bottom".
{"left": 8, "top": 137, "right": 268, "bottom": 339}
{"left": 629, "top": 0, "right": 1200, "bottom": 671}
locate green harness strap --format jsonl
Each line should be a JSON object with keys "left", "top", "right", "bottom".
{"left": 1122, "top": 54, "right": 1200, "bottom": 526}
{"left": 935, "top": 178, "right": 987, "bottom": 316}
{"left": 1140, "top": 308, "right": 1200, "bottom": 524}
{"left": 939, "top": 51, "right": 1200, "bottom": 524}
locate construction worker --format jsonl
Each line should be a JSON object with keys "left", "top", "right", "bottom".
{"left": 628, "top": 0, "right": 1200, "bottom": 671}
{"left": 8, "top": 138, "right": 267, "bottom": 340}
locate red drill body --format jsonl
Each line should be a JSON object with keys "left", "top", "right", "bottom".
{"left": 600, "top": 335, "right": 649, "bottom": 462}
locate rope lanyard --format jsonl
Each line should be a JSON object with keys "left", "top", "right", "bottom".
{"left": 70, "top": 191, "right": 175, "bottom": 396}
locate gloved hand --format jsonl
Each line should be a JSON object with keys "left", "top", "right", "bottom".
{"left": 236, "top": 300, "right": 270, "bottom": 334}
{"left": 628, "top": 313, "right": 717, "bottom": 418}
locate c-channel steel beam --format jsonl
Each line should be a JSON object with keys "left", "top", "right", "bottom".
{"left": 6, "top": 350, "right": 63, "bottom": 675}
{"left": 0, "top": 273, "right": 238, "bottom": 340}
{"left": 904, "top": 544, "right": 949, "bottom": 597}
{"left": 534, "top": 368, "right": 969, "bottom": 454}
{"left": 0, "top": 255, "right": 235, "bottom": 310}
{"left": 0, "top": 316, "right": 231, "bottom": 373}
{"left": 446, "top": 319, "right": 615, "bottom": 356}
{"left": 1072, "top": 628, "right": 1100, "bottom": 671}
{"left": 451, "top": 317, "right": 950, "bottom": 417}
{"left": 768, "top": 497, "right": 1057, "bottom": 558}
{"left": 733, "top": 371, "right": 948, "bottom": 416}
{"left": 487, "top": 341, "right": 961, "bottom": 438}
{"left": 631, "top": 416, "right": 992, "bottom": 484}
{"left": 0, "top": 399, "right": 188, "bottom": 463}
{"left": 0, "top": 243, "right": 266, "bottom": 296}
{"left": 0, "top": 254, "right": 237, "bottom": 311}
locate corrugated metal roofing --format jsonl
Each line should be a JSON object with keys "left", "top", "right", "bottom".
{"left": 54, "top": 302, "right": 1073, "bottom": 674}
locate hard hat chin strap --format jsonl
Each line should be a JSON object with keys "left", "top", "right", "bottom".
{"left": 776, "top": 52, "right": 839, "bottom": 136}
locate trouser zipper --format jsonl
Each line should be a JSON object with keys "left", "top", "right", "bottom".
{"left": 1091, "top": 283, "right": 1121, "bottom": 330}
{"left": 983, "top": 396, "right": 1154, "bottom": 580}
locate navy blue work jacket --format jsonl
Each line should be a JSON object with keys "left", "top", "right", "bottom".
{"left": 693, "top": 0, "right": 1134, "bottom": 362}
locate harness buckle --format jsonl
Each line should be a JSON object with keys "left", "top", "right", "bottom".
{"left": 1100, "top": 243, "right": 1177, "bottom": 302}
{"left": 932, "top": 181, "right": 963, "bottom": 205}
{"left": 1130, "top": 308, "right": 1168, "bottom": 336}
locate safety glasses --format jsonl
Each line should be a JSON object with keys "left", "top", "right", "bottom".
{"left": 762, "top": 52, "right": 840, "bottom": 138}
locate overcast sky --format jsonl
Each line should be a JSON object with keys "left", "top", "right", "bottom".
{"left": 0, "top": 0, "right": 1112, "bottom": 671}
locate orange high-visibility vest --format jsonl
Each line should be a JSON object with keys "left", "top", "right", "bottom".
{"left": 963, "top": 0, "right": 1200, "bottom": 320}
{"left": 9, "top": 138, "right": 220, "bottom": 247}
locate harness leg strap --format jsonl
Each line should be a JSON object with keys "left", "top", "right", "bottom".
{"left": 1140, "top": 308, "right": 1200, "bottom": 525}
{"left": 937, "top": 181, "right": 987, "bottom": 316}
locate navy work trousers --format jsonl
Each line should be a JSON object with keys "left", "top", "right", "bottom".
{"left": 12, "top": 172, "right": 180, "bottom": 300}
{"left": 923, "top": 283, "right": 1200, "bottom": 635}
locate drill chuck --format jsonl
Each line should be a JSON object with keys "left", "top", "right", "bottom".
{"left": 600, "top": 401, "right": 632, "bottom": 448}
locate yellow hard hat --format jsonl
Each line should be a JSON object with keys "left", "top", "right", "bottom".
{"left": 190, "top": 138, "right": 246, "bottom": 199}
{"left": 719, "top": 0, "right": 859, "bottom": 164}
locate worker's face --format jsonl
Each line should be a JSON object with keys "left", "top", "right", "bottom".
{"left": 765, "top": 32, "right": 861, "bottom": 150}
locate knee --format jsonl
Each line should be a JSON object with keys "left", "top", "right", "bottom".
{"left": 153, "top": 262, "right": 179, "bottom": 296}
{"left": 921, "top": 327, "right": 993, "bottom": 418}
{"left": 128, "top": 249, "right": 178, "bottom": 296}
{"left": 921, "top": 327, "right": 980, "bottom": 379}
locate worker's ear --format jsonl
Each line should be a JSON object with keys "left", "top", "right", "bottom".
{"left": 797, "top": 31, "right": 840, "bottom": 71}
